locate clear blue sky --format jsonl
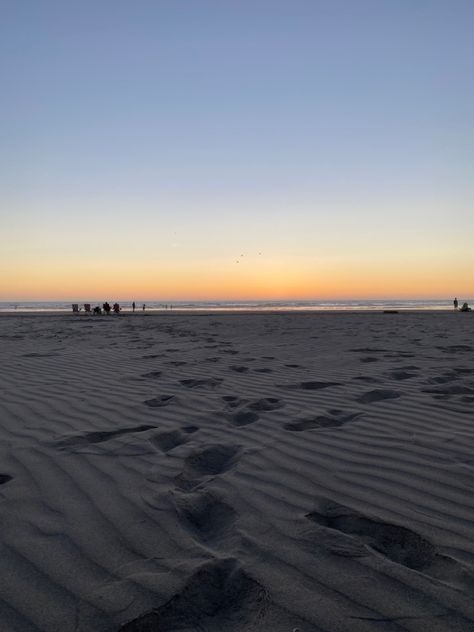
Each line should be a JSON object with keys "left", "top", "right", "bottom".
{"left": 1, "top": 1, "right": 473, "bottom": 299}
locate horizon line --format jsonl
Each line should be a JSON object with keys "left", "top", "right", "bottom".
{"left": 0, "top": 297, "right": 467, "bottom": 303}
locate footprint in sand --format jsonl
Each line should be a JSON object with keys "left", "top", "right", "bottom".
{"left": 141, "top": 370, "right": 162, "bottom": 379}
{"left": 389, "top": 370, "right": 417, "bottom": 381}
{"left": 352, "top": 376, "right": 381, "bottom": 383}
{"left": 306, "top": 500, "right": 474, "bottom": 590}
{"left": 229, "top": 411, "right": 260, "bottom": 427}
{"left": 284, "top": 411, "right": 362, "bottom": 431}
{"left": 57, "top": 424, "right": 156, "bottom": 447}
{"left": 185, "top": 444, "right": 240, "bottom": 476}
{"left": 180, "top": 378, "right": 223, "bottom": 389}
{"left": 22, "top": 352, "right": 61, "bottom": 358}
{"left": 350, "top": 347, "right": 388, "bottom": 354}
{"left": 222, "top": 395, "right": 243, "bottom": 409}
{"left": 149, "top": 430, "right": 187, "bottom": 453}
{"left": 308, "top": 501, "right": 434, "bottom": 570}
{"left": 299, "top": 381, "right": 340, "bottom": 391}
{"left": 175, "top": 444, "right": 240, "bottom": 491}
{"left": 229, "top": 365, "right": 249, "bottom": 373}
{"left": 436, "top": 345, "right": 473, "bottom": 354}
{"left": 172, "top": 489, "right": 237, "bottom": 545}
{"left": 119, "top": 558, "right": 267, "bottom": 632}
{"left": 281, "top": 381, "right": 340, "bottom": 391}
{"left": 423, "top": 385, "right": 474, "bottom": 396}
{"left": 452, "top": 367, "right": 474, "bottom": 375}
{"left": 182, "top": 425, "right": 199, "bottom": 434}
{"left": 428, "top": 374, "right": 457, "bottom": 384}
{"left": 144, "top": 395, "right": 175, "bottom": 407}
{"left": 248, "top": 397, "right": 284, "bottom": 412}
{"left": 357, "top": 389, "right": 400, "bottom": 403}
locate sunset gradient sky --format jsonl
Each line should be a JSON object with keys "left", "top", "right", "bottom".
{"left": 1, "top": 1, "right": 473, "bottom": 301}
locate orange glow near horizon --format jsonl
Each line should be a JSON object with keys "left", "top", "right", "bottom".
{"left": 2, "top": 252, "right": 473, "bottom": 301}
{"left": 3, "top": 190, "right": 473, "bottom": 303}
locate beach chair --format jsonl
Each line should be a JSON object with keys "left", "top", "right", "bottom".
{"left": 84, "top": 303, "right": 92, "bottom": 314}
{"left": 72, "top": 304, "right": 79, "bottom": 313}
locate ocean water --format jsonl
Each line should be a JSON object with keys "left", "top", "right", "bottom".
{"left": 0, "top": 299, "right": 466, "bottom": 312}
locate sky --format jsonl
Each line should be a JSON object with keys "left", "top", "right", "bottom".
{"left": 1, "top": 0, "right": 473, "bottom": 301}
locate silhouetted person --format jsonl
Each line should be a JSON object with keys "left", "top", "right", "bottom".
{"left": 103, "top": 302, "right": 111, "bottom": 315}
{"left": 113, "top": 303, "right": 120, "bottom": 313}
{"left": 142, "top": 303, "right": 146, "bottom": 311}
{"left": 93, "top": 306, "right": 102, "bottom": 315}
{"left": 132, "top": 301, "right": 136, "bottom": 312}
{"left": 460, "top": 302, "right": 471, "bottom": 312}
{"left": 454, "top": 297, "right": 458, "bottom": 310}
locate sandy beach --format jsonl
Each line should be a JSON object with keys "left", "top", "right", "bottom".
{"left": 0, "top": 311, "right": 473, "bottom": 631}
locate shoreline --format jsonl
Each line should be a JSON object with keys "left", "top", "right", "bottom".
{"left": 0, "top": 308, "right": 462, "bottom": 317}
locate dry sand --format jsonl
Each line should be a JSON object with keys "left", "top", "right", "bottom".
{"left": 0, "top": 311, "right": 473, "bottom": 632}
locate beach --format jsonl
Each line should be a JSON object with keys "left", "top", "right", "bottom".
{"left": 0, "top": 311, "right": 473, "bottom": 631}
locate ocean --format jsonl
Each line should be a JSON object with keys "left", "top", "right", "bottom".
{"left": 0, "top": 299, "right": 466, "bottom": 312}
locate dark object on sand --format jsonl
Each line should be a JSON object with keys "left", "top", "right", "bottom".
{"left": 383, "top": 310, "right": 399, "bottom": 314}
{"left": 460, "top": 303, "right": 471, "bottom": 312}
{"left": 93, "top": 306, "right": 102, "bottom": 315}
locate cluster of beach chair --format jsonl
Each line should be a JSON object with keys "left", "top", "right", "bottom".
{"left": 72, "top": 303, "right": 121, "bottom": 315}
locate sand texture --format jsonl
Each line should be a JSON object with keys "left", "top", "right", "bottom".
{"left": 0, "top": 311, "right": 474, "bottom": 631}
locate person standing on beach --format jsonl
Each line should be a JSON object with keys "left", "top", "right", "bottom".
{"left": 454, "top": 297, "right": 458, "bottom": 310}
{"left": 132, "top": 301, "right": 136, "bottom": 312}
{"left": 142, "top": 303, "right": 146, "bottom": 311}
